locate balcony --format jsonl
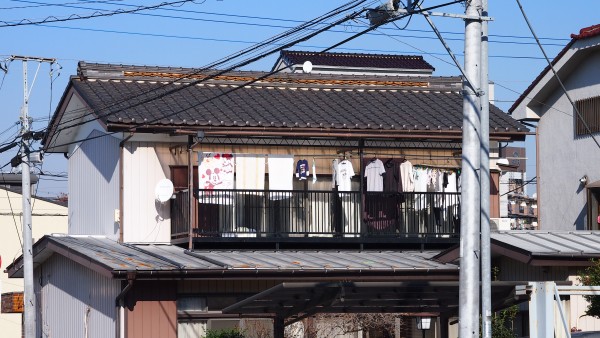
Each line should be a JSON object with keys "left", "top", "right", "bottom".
{"left": 171, "top": 189, "right": 461, "bottom": 248}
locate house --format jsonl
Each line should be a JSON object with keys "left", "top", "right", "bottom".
{"left": 510, "top": 24, "right": 600, "bottom": 231}
{"left": 508, "top": 23, "right": 600, "bottom": 336}
{"left": 0, "top": 174, "right": 68, "bottom": 338}
{"left": 6, "top": 51, "right": 530, "bottom": 337}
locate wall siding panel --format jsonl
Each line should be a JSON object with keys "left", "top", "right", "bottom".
{"left": 126, "top": 281, "right": 177, "bottom": 338}
{"left": 35, "top": 254, "right": 121, "bottom": 338}
{"left": 69, "top": 129, "right": 120, "bottom": 239}
{"left": 122, "top": 142, "right": 172, "bottom": 243}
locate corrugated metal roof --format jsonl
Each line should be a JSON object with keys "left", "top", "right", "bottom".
{"left": 8, "top": 235, "right": 458, "bottom": 279}
{"left": 491, "top": 231, "right": 600, "bottom": 256}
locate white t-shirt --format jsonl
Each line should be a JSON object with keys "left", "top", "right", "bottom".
{"left": 364, "top": 159, "right": 385, "bottom": 192}
{"left": 336, "top": 160, "right": 355, "bottom": 192}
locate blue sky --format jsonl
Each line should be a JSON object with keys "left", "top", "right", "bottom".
{"left": 0, "top": 0, "right": 598, "bottom": 197}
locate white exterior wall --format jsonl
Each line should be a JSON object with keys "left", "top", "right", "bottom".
{"left": 0, "top": 192, "right": 68, "bottom": 338}
{"left": 35, "top": 254, "right": 121, "bottom": 338}
{"left": 122, "top": 142, "right": 183, "bottom": 243}
{"left": 537, "top": 51, "right": 600, "bottom": 230}
{"left": 69, "top": 129, "right": 121, "bottom": 239}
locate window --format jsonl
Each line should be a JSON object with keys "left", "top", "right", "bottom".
{"left": 575, "top": 96, "right": 600, "bottom": 136}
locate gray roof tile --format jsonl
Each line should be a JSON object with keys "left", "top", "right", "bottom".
{"left": 61, "top": 63, "right": 527, "bottom": 139}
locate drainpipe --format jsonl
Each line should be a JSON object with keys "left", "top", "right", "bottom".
{"left": 119, "top": 133, "right": 134, "bottom": 243}
{"left": 188, "top": 132, "right": 203, "bottom": 250}
{"left": 115, "top": 271, "right": 136, "bottom": 338}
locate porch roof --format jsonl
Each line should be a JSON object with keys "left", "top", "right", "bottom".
{"left": 5, "top": 235, "right": 459, "bottom": 280}
{"left": 435, "top": 230, "right": 600, "bottom": 266}
{"left": 44, "top": 62, "right": 528, "bottom": 150}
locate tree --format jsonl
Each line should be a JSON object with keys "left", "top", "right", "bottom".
{"left": 579, "top": 259, "right": 600, "bottom": 318}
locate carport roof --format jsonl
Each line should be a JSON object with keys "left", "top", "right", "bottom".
{"left": 222, "top": 281, "right": 531, "bottom": 324}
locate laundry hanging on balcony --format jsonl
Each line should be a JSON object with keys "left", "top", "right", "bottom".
{"left": 198, "top": 152, "right": 235, "bottom": 205}
{"left": 268, "top": 155, "right": 294, "bottom": 200}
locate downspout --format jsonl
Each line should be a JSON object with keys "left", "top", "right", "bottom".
{"left": 188, "top": 132, "right": 203, "bottom": 250}
{"left": 119, "top": 133, "right": 135, "bottom": 243}
{"left": 116, "top": 271, "right": 136, "bottom": 338}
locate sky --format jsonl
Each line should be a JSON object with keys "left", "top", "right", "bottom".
{"left": 0, "top": 0, "right": 598, "bottom": 198}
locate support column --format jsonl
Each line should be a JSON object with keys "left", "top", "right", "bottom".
{"left": 274, "top": 316, "right": 285, "bottom": 338}
{"left": 528, "top": 282, "right": 555, "bottom": 338}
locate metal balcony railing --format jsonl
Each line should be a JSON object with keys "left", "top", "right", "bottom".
{"left": 171, "top": 189, "right": 461, "bottom": 241}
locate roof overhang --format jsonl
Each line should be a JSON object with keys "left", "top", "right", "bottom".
{"left": 510, "top": 34, "right": 600, "bottom": 121}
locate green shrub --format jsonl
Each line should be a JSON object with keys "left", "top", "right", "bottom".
{"left": 579, "top": 259, "right": 600, "bottom": 318}
{"left": 205, "top": 328, "right": 245, "bottom": 338}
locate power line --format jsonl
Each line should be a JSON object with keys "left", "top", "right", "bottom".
{"left": 44, "top": 0, "right": 375, "bottom": 140}
{"left": 0, "top": 0, "right": 198, "bottom": 27}
{"left": 515, "top": 0, "right": 600, "bottom": 150}
{"left": 8, "top": 0, "right": 571, "bottom": 44}
{"left": 43, "top": 1, "right": 462, "bottom": 152}
{"left": 0, "top": 0, "right": 124, "bottom": 10}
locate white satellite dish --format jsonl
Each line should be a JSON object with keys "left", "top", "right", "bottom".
{"left": 302, "top": 61, "right": 313, "bottom": 74}
{"left": 155, "top": 179, "right": 174, "bottom": 203}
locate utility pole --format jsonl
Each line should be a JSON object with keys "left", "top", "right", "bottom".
{"left": 11, "top": 55, "right": 56, "bottom": 338}
{"left": 459, "top": 0, "right": 482, "bottom": 336}
{"left": 367, "top": 1, "right": 487, "bottom": 335}
{"left": 480, "top": 0, "right": 492, "bottom": 337}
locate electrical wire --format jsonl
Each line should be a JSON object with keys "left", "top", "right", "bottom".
{"left": 0, "top": 0, "right": 124, "bottom": 10}
{"left": 1, "top": 173, "right": 23, "bottom": 248}
{"left": 44, "top": 0, "right": 374, "bottom": 139}
{"left": 500, "top": 176, "right": 537, "bottom": 197}
{"left": 514, "top": 0, "right": 600, "bottom": 150}
{"left": 43, "top": 1, "right": 466, "bottom": 155}
{"left": 0, "top": 0, "right": 198, "bottom": 27}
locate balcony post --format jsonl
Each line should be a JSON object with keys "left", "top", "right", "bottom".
{"left": 188, "top": 135, "right": 194, "bottom": 250}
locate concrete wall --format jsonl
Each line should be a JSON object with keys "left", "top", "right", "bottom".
{"left": 537, "top": 50, "right": 600, "bottom": 230}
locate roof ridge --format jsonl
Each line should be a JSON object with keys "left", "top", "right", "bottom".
{"left": 571, "top": 23, "right": 600, "bottom": 40}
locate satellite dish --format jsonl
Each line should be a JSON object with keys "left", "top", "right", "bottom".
{"left": 155, "top": 179, "right": 174, "bottom": 203}
{"left": 302, "top": 61, "right": 313, "bottom": 74}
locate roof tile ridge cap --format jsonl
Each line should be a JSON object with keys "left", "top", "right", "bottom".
{"left": 570, "top": 24, "right": 600, "bottom": 40}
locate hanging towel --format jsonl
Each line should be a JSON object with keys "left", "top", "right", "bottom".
{"left": 235, "top": 154, "right": 265, "bottom": 191}
{"left": 268, "top": 155, "right": 294, "bottom": 200}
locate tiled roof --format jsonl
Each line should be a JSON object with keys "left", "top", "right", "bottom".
{"left": 571, "top": 24, "right": 600, "bottom": 40}
{"left": 50, "top": 62, "right": 527, "bottom": 141}
{"left": 280, "top": 50, "right": 435, "bottom": 71}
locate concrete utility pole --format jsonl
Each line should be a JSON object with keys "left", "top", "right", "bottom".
{"left": 11, "top": 55, "right": 55, "bottom": 338}
{"left": 458, "top": 0, "right": 483, "bottom": 336}
{"left": 479, "top": 0, "right": 492, "bottom": 337}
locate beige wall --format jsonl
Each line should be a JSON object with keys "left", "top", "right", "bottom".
{"left": 0, "top": 189, "right": 68, "bottom": 338}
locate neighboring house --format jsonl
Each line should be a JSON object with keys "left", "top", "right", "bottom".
{"left": 510, "top": 24, "right": 600, "bottom": 231}
{"left": 436, "top": 231, "right": 600, "bottom": 337}
{"left": 0, "top": 174, "right": 68, "bottom": 338}
{"left": 494, "top": 146, "right": 538, "bottom": 230}
{"left": 6, "top": 52, "right": 530, "bottom": 338}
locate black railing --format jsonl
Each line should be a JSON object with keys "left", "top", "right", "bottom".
{"left": 171, "top": 189, "right": 461, "bottom": 240}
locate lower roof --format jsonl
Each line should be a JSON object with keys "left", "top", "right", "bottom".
{"left": 6, "top": 235, "right": 458, "bottom": 280}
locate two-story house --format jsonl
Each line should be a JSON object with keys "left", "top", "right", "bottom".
{"left": 5, "top": 51, "right": 531, "bottom": 338}
{"left": 510, "top": 24, "right": 600, "bottom": 232}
